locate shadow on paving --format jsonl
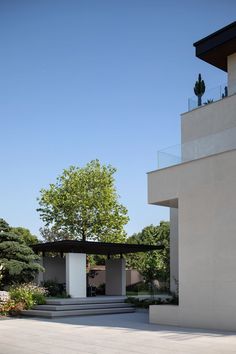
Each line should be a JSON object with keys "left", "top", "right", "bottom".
{"left": 20, "top": 310, "right": 236, "bottom": 340}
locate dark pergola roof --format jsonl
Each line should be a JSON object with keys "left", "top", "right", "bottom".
{"left": 32, "top": 240, "right": 163, "bottom": 255}
{"left": 193, "top": 21, "right": 236, "bottom": 72}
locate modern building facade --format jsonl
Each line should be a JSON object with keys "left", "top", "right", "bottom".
{"left": 148, "top": 22, "right": 236, "bottom": 331}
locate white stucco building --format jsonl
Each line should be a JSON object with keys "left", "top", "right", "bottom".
{"left": 148, "top": 22, "right": 236, "bottom": 331}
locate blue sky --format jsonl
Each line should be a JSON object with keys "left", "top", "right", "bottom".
{"left": 0, "top": 0, "right": 235, "bottom": 238}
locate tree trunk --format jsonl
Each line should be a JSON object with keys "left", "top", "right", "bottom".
{"left": 198, "top": 95, "right": 202, "bottom": 107}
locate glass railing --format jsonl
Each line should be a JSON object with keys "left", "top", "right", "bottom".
{"left": 188, "top": 84, "right": 228, "bottom": 111}
{"left": 157, "top": 125, "right": 236, "bottom": 169}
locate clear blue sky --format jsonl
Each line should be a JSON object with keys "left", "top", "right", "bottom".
{"left": 0, "top": 0, "right": 235, "bottom": 238}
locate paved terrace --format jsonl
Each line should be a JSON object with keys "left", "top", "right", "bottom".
{"left": 0, "top": 311, "right": 236, "bottom": 354}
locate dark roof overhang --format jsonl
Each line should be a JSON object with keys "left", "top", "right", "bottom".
{"left": 32, "top": 240, "right": 163, "bottom": 255}
{"left": 193, "top": 21, "right": 236, "bottom": 72}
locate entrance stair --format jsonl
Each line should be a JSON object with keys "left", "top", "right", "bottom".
{"left": 22, "top": 296, "right": 135, "bottom": 318}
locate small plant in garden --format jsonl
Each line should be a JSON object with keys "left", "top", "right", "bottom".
{"left": 204, "top": 99, "right": 214, "bottom": 105}
{"left": 194, "top": 73, "right": 206, "bottom": 106}
{"left": 125, "top": 296, "right": 175, "bottom": 309}
{"left": 9, "top": 283, "right": 47, "bottom": 309}
{"left": 222, "top": 86, "right": 228, "bottom": 98}
{"left": 0, "top": 300, "right": 25, "bottom": 316}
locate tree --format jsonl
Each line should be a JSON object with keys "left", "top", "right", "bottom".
{"left": 39, "top": 226, "right": 74, "bottom": 242}
{"left": 10, "top": 227, "right": 39, "bottom": 246}
{"left": 0, "top": 219, "right": 43, "bottom": 288}
{"left": 37, "top": 160, "right": 129, "bottom": 242}
{"left": 194, "top": 73, "right": 206, "bottom": 106}
{"left": 0, "top": 219, "right": 9, "bottom": 233}
{"left": 126, "top": 222, "right": 170, "bottom": 287}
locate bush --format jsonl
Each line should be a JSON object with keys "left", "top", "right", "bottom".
{"left": 9, "top": 283, "right": 47, "bottom": 309}
{"left": 125, "top": 296, "right": 178, "bottom": 308}
{"left": 42, "top": 280, "right": 66, "bottom": 297}
{"left": 0, "top": 300, "right": 25, "bottom": 316}
{"left": 96, "top": 283, "right": 105, "bottom": 295}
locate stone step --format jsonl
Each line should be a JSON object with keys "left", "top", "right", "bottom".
{"left": 45, "top": 296, "right": 126, "bottom": 305}
{"left": 34, "top": 302, "right": 134, "bottom": 311}
{"left": 22, "top": 306, "right": 135, "bottom": 318}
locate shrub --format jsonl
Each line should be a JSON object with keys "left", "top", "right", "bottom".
{"left": 125, "top": 296, "right": 177, "bottom": 308}
{"left": 42, "top": 280, "right": 65, "bottom": 297}
{"left": 0, "top": 300, "right": 25, "bottom": 316}
{"left": 96, "top": 283, "right": 105, "bottom": 295}
{"left": 9, "top": 283, "right": 47, "bottom": 309}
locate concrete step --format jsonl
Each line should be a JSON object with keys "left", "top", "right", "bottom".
{"left": 22, "top": 306, "right": 136, "bottom": 318}
{"left": 34, "top": 302, "right": 134, "bottom": 311}
{"left": 45, "top": 296, "right": 126, "bottom": 305}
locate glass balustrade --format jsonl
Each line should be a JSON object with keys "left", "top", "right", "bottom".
{"left": 157, "top": 125, "right": 236, "bottom": 169}
{"left": 188, "top": 84, "right": 228, "bottom": 111}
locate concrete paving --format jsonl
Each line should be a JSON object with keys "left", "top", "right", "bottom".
{"left": 0, "top": 311, "right": 236, "bottom": 354}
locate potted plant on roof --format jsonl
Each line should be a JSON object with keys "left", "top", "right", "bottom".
{"left": 194, "top": 73, "right": 205, "bottom": 106}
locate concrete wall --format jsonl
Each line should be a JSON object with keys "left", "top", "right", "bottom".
{"left": 181, "top": 94, "right": 236, "bottom": 144}
{"left": 126, "top": 270, "right": 143, "bottom": 287}
{"left": 89, "top": 269, "right": 143, "bottom": 288}
{"left": 148, "top": 149, "right": 236, "bottom": 331}
{"left": 41, "top": 256, "right": 66, "bottom": 284}
{"left": 105, "top": 258, "right": 126, "bottom": 296}
{"left": 228, "top": 53, "right": 236, "bottom": 95}
{"left": 169, "top": 208, "right": 178, "bottom": 294}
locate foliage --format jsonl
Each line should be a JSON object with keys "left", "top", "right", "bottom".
{"left": 204, "top": 99, "right": 214, "bottom": 105}
{"left": 0, "top": 219, "right": 10, "bottom": 233}
{"left": 42, "top": 280, "right": 66, "bottom": 297}
{"left": 222, "top": 86, "right": 228, "bottom": 98}
{"left": 96, "top": 283, "right": 105, "bottom": 295}
{"left": 194, "top": 73, "right": 206, "bottom": 106}
{"left": 10, "top": 227, "right": 39, "bottom": 246}
{"left": 0, "top": 299, "right": 25, "bottom": 316}
{"left": 9, "top": 283, "right": 47, "bottom": 309}
{"left": 125, "top": 296, "right": 177, "bottom": 309}
{"left": 126, "top": 222, "right": 170, "bottom": 287}
{"left": 0, "top": 219, "right": 44, "bottom": 288}
{"left": 37, "top": 160, "right": 129, "bottom": 242}
{"left": 40, "top": 226, "right": 74, "bottom": 242}
{"left": 126, "top": 281, "right": 169, "bottom": 296}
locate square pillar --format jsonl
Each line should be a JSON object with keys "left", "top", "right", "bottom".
{"left": 66, "top": 253, "right": 86, "bottom": 298}
{"left": 105, "top": 258, "right": 126, "bottom": 296}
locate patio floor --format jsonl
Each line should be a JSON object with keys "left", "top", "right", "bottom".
{"left": 1, "top": 310, "right": 236, "bottom": 353}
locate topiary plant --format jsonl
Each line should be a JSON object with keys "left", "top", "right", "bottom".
{"left": 194, "top": 73, "right": 206, "bottom": 106}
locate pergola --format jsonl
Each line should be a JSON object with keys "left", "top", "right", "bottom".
{"left": 33, "top": 240, "right": 163, "bottom": 298}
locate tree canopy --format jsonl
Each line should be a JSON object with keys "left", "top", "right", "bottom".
{"left": 0, "top": 219, "right": 43, "bottom": 288}
{"left": 10, "top": 227, "right": 38, "bottom": 246}
{"left": 126, "top": 222, "right": 170, "bottom": 285}
{"left": 37, "top": 160, "right": 129, "bottom": 242}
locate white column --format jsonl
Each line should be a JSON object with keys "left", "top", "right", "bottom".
{"left": 66, "top": 253, "right": 86, "bottom": 298}
{"left": 105, "top": 258, "right": 126, "bottom": 296}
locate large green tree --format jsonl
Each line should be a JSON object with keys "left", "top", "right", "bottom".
{"left": 126, "top": 222, "right": 170, "bottom": 286}
{"left": 37, "top": 160, "right": 129, "bottom": 242}
{"left": 0, "top": 219, "right": 43, "bottom": 288}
